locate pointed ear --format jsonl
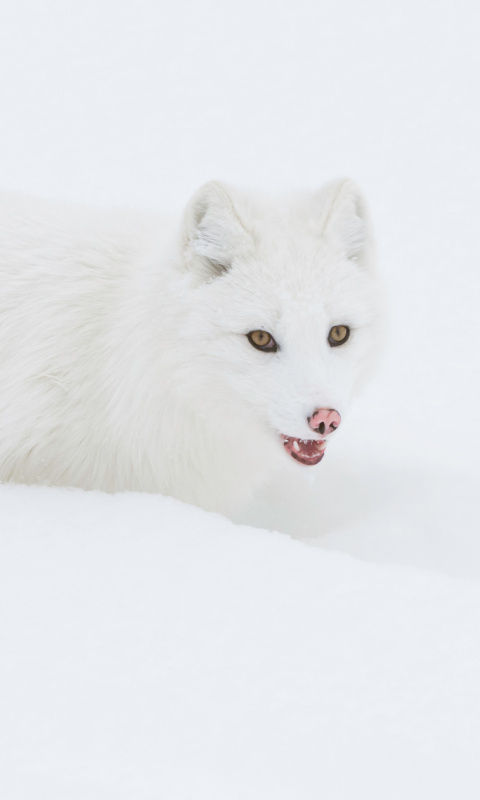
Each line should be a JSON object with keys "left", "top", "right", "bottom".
{"left": 320, "top": 179, "right": 375, "bottom": 269}
{"left": 182, "top": 181, "right": 253, "bottom": 280}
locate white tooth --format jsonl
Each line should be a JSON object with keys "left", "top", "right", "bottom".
{"left": 293, "top": 440, "right": 300, "bottom": 452}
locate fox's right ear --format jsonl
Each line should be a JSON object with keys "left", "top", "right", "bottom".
{"left": 182, "top": 182, "right": 253, "bottom": 280}
{"left": 319, "top": 179, "right": 375, "bottom": 271}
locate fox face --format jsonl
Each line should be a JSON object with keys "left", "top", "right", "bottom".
{"left": 178, "top": 179, "right": 384, "bottom": 469}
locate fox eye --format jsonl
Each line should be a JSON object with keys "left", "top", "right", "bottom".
{"left": 328, "top": 325, "right": 350, "bottom": 347}
{"left": 247, "top": 330, "right": 278, "bottom": 352}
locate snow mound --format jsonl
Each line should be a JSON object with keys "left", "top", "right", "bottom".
{"left": 1, "top": 483, "right": 480, "bottom": 800}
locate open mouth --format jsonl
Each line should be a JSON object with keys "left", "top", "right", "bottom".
{"left": 282, "top": 435, "right": 327, "bottom": 466}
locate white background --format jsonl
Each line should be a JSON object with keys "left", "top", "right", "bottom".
{"left": 1, "top": 1, "right": 480, "bottom": 797}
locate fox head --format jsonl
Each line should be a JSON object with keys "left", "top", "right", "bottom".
{"left": 176, "top": 179, "right": 384, "bottom": 470}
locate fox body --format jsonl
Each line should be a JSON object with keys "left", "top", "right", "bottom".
{"left": 0, "top": 181, "right": 383, "bottom": 513}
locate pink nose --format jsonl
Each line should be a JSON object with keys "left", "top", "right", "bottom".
{"left": 308, "top": 408, "right": 341, "bottom": 436}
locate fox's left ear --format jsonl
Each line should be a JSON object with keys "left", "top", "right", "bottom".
{"left": 320, "top": 179, "right": 375, "bottom": 270}
{"left": 182, "top": 181, "right": 253, "bottom": 280}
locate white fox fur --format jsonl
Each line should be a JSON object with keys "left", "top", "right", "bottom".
{"left": 0, "top": 181, "right": 383, "bottom": 513}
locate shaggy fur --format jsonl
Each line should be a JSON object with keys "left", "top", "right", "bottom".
{"left": 0, "top": 181, "right": 384, "bottom": 513}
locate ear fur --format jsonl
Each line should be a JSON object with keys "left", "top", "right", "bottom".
{"left": 183, "top": 181, "right": 252, "bottom": 280}
{"left": 320, "top": 179, "right": 374, "bottom": 269}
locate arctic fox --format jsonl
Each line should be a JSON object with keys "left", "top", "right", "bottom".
{"left": 0, "top": 180, "right": 383, "bottom": 513}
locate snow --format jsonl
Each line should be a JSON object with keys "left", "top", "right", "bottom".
{"left": 1, "top": 0, "right": 480, "bottom": 796}
{"left": 2, "top": 484, "right": 480, "bottom": 799}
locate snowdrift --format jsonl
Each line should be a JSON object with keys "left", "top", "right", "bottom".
{"left": 2, "top": 484, "right": 480, "bottom": 800}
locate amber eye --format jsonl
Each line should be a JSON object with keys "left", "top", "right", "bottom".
{"left": 247, "top": 330, "right": 278, "bottom": 352}
{"left": 328, "top": 325, "right": 350, "bottom": 347}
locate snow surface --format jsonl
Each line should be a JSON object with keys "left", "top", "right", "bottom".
{"left": 1, "top": 0, "right": 480, "bottom": 797}
{"left": 2, "top": 484, "right": 480, "bottom": 800}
